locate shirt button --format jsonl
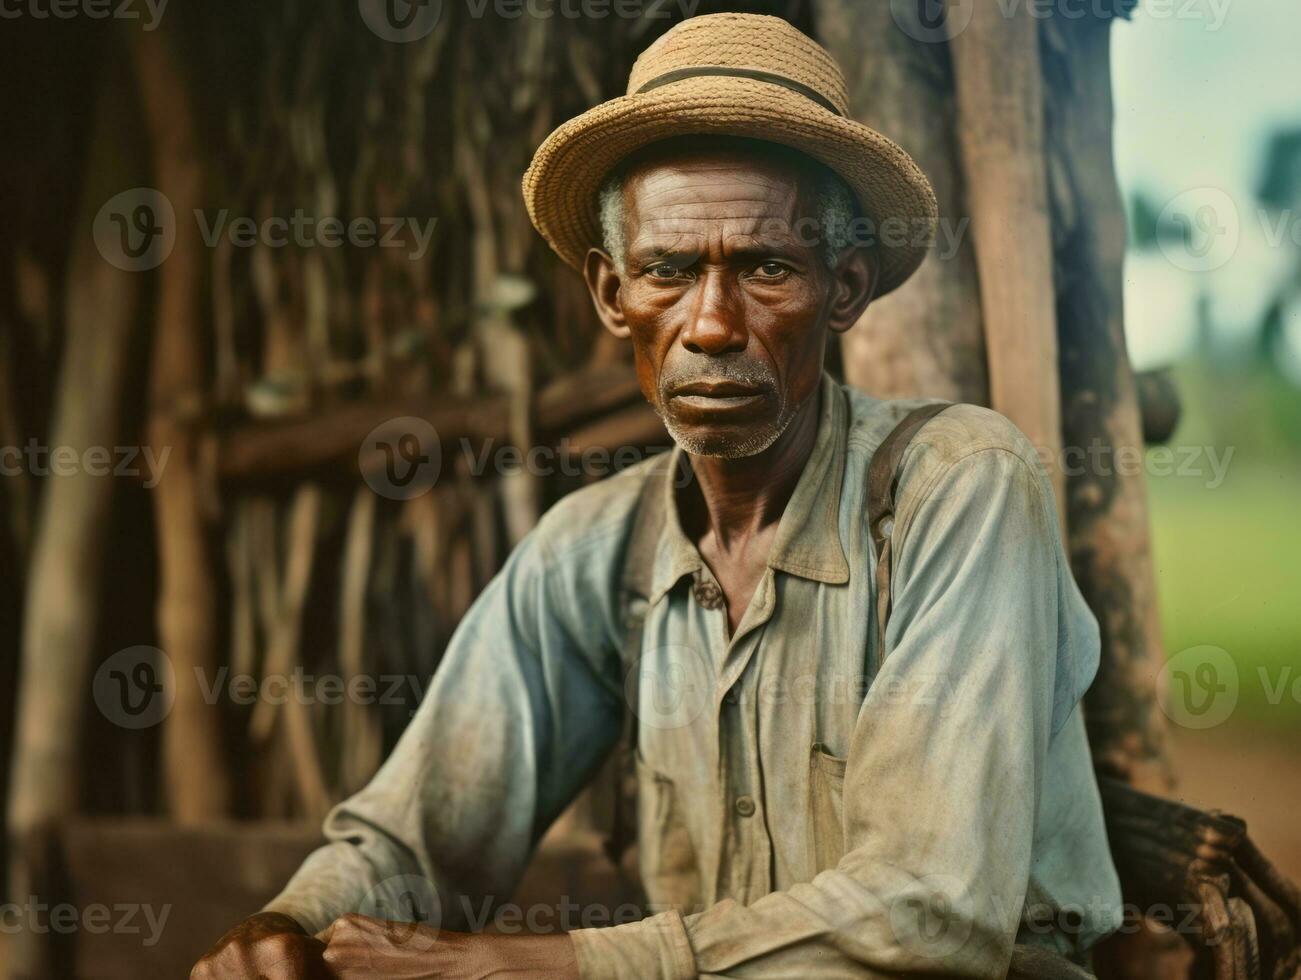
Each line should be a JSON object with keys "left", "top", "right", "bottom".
{"left": 692, "top": 578, "right": 724, "bottom": 609}
{"left": 735, "top": 795, "right": 756, "bottom": 818}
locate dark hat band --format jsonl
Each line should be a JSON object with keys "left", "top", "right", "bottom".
{"left": 634, "top": 66, "right": 844, "bottom": 117}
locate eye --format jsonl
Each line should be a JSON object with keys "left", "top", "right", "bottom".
{"left": 751, "top": 260, "right": 790, "bottom": 279}
{"left": 645, "top": 261, "right": 688, "bottom": 281}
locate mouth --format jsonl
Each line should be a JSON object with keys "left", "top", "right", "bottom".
{"left": 668, "top": 379, "right": 767, "bottom": 409}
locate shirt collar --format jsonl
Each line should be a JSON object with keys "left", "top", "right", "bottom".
{"left": 648, "top": 371, "right": 851, "bottom": 606}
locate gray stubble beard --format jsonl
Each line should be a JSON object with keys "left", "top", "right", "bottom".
{"left": 653, "top": 361, "right": 801, "bottom": 459}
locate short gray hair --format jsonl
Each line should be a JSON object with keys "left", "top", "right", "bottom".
{"left": 597, "top": 149, "right": 858, "bottom": 272}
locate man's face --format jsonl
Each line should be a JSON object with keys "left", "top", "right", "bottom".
{"left": 590, "top": 151, "right": 863, "bottom": 458}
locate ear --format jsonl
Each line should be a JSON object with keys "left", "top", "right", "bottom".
{"left": 583, "top": 247, "right": 630, "bottom": 340}
{"left": 826, "top": 246, "right": 880, "bottom": 334}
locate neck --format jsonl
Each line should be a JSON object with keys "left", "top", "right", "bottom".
{"left": 678, "top": 384, "right": 822, "bottom": 552}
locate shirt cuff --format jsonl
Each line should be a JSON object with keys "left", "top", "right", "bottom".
{"left": 570, "top": 909, "right": 697, "bottom": 980}
{"left": 259, "top": 897, "right": 332, "bottom": 938}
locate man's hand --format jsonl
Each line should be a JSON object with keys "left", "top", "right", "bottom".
{"left": 190, "top": 911, "right": 329, "bottom": 980}
{"left": 318, "top": 913, "right": 580, "bottom": 980}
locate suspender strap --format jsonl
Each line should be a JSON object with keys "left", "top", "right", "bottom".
{"left": 605, "top": 455, "right": 669, "bottom": 863}
{"left": 867, "top": 402, "right": 952, "bottom": 666}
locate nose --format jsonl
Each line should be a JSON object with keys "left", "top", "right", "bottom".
{"left": 680, "top": 271, "right": 747, "bottom": 356}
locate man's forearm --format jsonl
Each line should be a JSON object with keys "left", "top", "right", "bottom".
{"left": 262, "top": 840, "right": 385, "bottom": 936}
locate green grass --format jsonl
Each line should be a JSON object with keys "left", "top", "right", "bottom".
{"left": 1148, "top": 460, "right": 1301, "bottom": 728}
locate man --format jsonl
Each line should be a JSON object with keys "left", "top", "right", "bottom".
{"left": 193, "top": 13, "right": 1122, "bottom": 979}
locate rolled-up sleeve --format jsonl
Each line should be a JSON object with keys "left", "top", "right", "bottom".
{"left": 570, "top": 438, "right": 1099, "bottom": 978}
{"left": 263, "top": 518, "right": 624, "bottom": 936}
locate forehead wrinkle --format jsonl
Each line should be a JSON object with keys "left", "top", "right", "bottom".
{"left": 628, "top": 227, "right": 810, "bottom": 263}
{"left": 628, "top": 193, "right": 804, "bottom": 237}
{"left": 629, "top": 187, "right": 803, "bottom": 237}
{"left": 622, "top": 158, "right": 819, "bottom": 261}
{"left": 629, "top": 161, "right": 802, "bottom": 200}
{"left": 634, "top": 177, "right": 801, "bottom": 207}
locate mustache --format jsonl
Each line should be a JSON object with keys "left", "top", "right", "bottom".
{"left": 657, "top": 359, "right": 777, "bottom": 398}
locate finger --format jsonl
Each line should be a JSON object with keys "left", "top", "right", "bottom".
{"left": 315, "top": 919, "right": 337, "bottom": 945}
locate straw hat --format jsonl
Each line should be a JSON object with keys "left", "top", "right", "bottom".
{"left": 522, "top": 13, "right": 938, "bottom": 297}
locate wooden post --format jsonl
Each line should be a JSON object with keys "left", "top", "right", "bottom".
{"left": 1019, "top": 21, "right": 1183, "bottom": 971}
{"left": 1041, "top": 11, "right": 1173, "bottom": 793}
{"left": 946, "top": 0, "right": 1066, "bottom": 527}
{"left": 131, "top": 27, "right": 232, "bottom": 821}
{"left": 5, "top": 55, "right": 144, "bottom": 978}
{"left": 818, "top": 0, "right": 988, "bottom": 404}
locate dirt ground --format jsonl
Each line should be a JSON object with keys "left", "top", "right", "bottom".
{"left": 1166, "top": 724, "right": 1301, "bottom": 880}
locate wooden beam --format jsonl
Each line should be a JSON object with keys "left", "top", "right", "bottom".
{"left": 205, "top": 363, "right": 649, "bottom": 487}
{"left": 947, "top": 0, "right": 1066, "bottom": 527}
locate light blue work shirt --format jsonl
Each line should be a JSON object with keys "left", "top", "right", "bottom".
{"left": 267, "top": 373, "right": 1123, "bottom": 978}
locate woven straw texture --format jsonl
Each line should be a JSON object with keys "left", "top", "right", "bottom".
{"left": 522, "top": 13, "right": 938, "bottom": 296}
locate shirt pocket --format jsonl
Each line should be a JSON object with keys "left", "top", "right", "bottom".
{"left": 635, "top": 753, "right": 702, "bottom": 914}
{"left": 810, "top": 741, "right": 848, "bottom": 871}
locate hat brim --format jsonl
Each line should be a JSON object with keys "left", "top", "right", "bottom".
{"left": 523, "top": 74, "right": 939, "bottom": 297}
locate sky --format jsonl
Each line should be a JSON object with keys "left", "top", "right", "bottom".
{"left": 1110, "top": 0, "right": 1301, "bottom": 372}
